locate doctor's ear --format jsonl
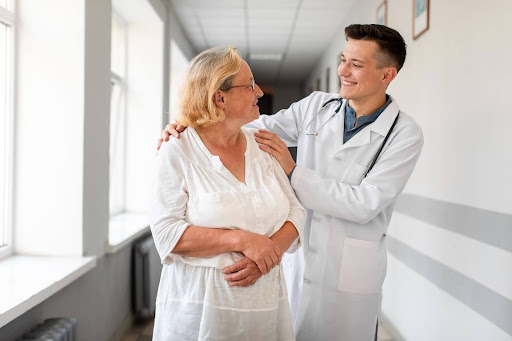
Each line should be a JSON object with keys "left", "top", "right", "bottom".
{"left": 382, "top": 67, "right": 398, "bottom": 85}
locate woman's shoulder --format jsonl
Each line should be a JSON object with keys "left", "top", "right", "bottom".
{"left": 242, "top": 127, "right": 259, "bottom": 152}
{"left": 158, "top": 127, "right": 215, "bottom": 170}
{"left": 242, "top": 127, "right": 275, "bottom": 166}
{"left": 157, "top": 128, "right": 198, "bottom": 163}
{"left": 242, "top": 126, "right": 258, "bottom": 137}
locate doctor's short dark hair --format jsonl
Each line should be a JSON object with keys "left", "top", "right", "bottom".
{"left": 345, "top": 24, "right": 406, "bottom": 72}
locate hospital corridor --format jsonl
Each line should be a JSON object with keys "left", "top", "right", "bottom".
{"left": 0, "top": 0, "right": 511, "bottom": 340}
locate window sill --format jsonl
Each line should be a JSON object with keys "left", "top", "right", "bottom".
{"left": 106, "top": 212, "right": 150, "bottom": 254}
{"left": 0, "top": 255, "right": 96, "bottom": 328}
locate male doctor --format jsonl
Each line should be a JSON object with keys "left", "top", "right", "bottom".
{"left": 159, "top": 24, "right": 423, "bottom": 341}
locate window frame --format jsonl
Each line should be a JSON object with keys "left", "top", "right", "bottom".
{"left": 0, "top": 2, "right": 15, "bottom": 259}
{"left": 109, "top": 71, "right": 127, "bottom": 216}
{"left": 109, "top": 12, "right": 127, "bottom": 218}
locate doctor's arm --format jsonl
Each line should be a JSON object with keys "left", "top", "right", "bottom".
{"left": 156, "top": 92, "right": 316, "bottom": 150}
{"left": 292, "top": 129, "right": 423, "bottom": 224}
{"left": 245, "top": 92, "right": 318, "bottom": 146}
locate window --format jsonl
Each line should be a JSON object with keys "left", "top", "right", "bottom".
{"left": 108, "top": 0, "right": 163, "bottom": 244}
{"left": 169, "top": 40, "right": 189, "bottom": 123}
{"left": 0, "top": 0, "right": 14, "bottom": 256}
{"left": 109, "top": 14, "right": 127, "bottom": 216}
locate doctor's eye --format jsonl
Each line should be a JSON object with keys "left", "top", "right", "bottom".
{"left": 353, "top": 63, "right": 362, "bottom": 68}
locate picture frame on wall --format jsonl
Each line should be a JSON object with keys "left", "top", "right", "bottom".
{"left": 413, "top": 0, "right": 429, "bottom": 40}
{"left": 376, "top": 0, "right": 387, "bottom": 25}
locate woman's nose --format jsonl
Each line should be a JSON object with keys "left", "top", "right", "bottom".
{"left": 255, "top": 84, "right": 264, "bottom": 98}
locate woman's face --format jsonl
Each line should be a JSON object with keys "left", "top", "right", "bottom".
{"left": 222, "top": 60, "right": 264, "bottom": 126}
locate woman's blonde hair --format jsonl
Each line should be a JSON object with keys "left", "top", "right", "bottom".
{"left": 176, "top": 46, "right": 242, "bottom": 128}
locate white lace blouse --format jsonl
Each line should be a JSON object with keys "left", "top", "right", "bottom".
{"left": 150, "top": 127, "right": 306, "bottom": 341}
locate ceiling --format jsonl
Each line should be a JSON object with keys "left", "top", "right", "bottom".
{"left": 169, "top": 0, "right": 355, "bottom": 85}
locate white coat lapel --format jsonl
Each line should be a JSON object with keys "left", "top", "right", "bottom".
{"left": 327, "top": 100, "right": 346, "bottom": 147}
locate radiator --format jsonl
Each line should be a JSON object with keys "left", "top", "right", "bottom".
{"left": 19, "top": 317, "right": 77, "bottom": 341}
{"left": 132, "top": 234, "right": 162, "bottom": 319}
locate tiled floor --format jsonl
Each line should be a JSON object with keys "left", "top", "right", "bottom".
{"left": 121, "top": 319, "right": 154, "bottom": 341}
{"left": 121, "top": 319, "right": 395, "bottom": 341}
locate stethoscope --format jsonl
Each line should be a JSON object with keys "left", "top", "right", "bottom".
{"left": 299, "top": 98, "right": 344, "bottom": 136}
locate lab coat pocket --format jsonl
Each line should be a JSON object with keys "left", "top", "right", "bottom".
{"left": 337, "top": 237, "right": 385, "bottom": 294}
{"left": 341, "top": 161, "right": 367, "bottom": 185}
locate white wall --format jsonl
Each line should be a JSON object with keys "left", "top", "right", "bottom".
{"left": 306, "top": 0, "right": 512, "bottom": 339}
{"left": 83, "top": 0, "right": 112, "bottom": 257}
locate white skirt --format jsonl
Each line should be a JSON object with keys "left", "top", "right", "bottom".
{"left": 153, "top": 260, "right": 295, "bottom": 341}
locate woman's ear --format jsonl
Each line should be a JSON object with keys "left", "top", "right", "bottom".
{"left": 213, "top": 89, "right": 225, "bottom": 108}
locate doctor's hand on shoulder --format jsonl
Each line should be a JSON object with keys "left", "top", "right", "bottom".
{"left": 255, "top": 130, "right": 296, "bottom": 176}
{"left": 156, "top": 122, "right": 187, "bottom": 152}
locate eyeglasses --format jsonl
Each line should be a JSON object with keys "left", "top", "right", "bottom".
{"left": 299, "top": 98, "right": 344, "bottom": 136}
{"left": 222, "top": 78, "right": 255, "bottom": 91}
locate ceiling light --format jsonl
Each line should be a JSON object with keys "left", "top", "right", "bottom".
{"left": 249, "top": 53, "right": 282, "bottom": 61}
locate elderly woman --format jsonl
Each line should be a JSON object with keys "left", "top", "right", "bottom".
{"left": 150, "top": 46, "right": 305, "bottom": 340}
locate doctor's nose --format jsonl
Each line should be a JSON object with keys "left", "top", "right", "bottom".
{"left": 338, "top": 62, "right": 350, "bottom": 77}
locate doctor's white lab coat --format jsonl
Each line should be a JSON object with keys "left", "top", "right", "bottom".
{"left": 247, "top": 91, "right": 423, "bottom": 341}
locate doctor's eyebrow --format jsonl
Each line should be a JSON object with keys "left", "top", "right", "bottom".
{"left": 341, "top": 55, "right": 366, "bottom": 64}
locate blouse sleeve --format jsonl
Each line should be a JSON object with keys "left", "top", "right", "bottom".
{"left": 149, "top": 141, "right": 191, "bottom": 264}
{"left": 270, "top": 155, "right": 306, "bottom": 253}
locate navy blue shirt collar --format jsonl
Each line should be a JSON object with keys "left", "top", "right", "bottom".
{"left": 343, "top": 95, "right": 392, "bottom": 144}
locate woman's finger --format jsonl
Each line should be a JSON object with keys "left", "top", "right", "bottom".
{"left": 241, "top": 276, "right": 258, "bottom": 287}
{"left": 224, "top": 268, "right": 250, "bottom": 282}
{"left": 222, "top": 258, "right": 246, "bottom": 274}
{"left": 255, "top": 259, "right": 268, "bottom": 275}
{"left": 228, "top": 275, "right": 254, "bottom": 287}
{"left": 263, "top": 258, "right": 272, "bottom": 275}
{"left": 270, "top": 252, "right": 279, "bottom": 268}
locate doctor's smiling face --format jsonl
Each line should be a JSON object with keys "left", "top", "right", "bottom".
{"left": 338, "top": 24, "right": 406, "bottom": 114}
{"left": 338, "top": 39, "right": 396, "bottom": 108}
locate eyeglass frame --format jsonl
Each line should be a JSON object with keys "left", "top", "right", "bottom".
{"left": 221, "top": 78, "right": 255, "bottom": 91}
